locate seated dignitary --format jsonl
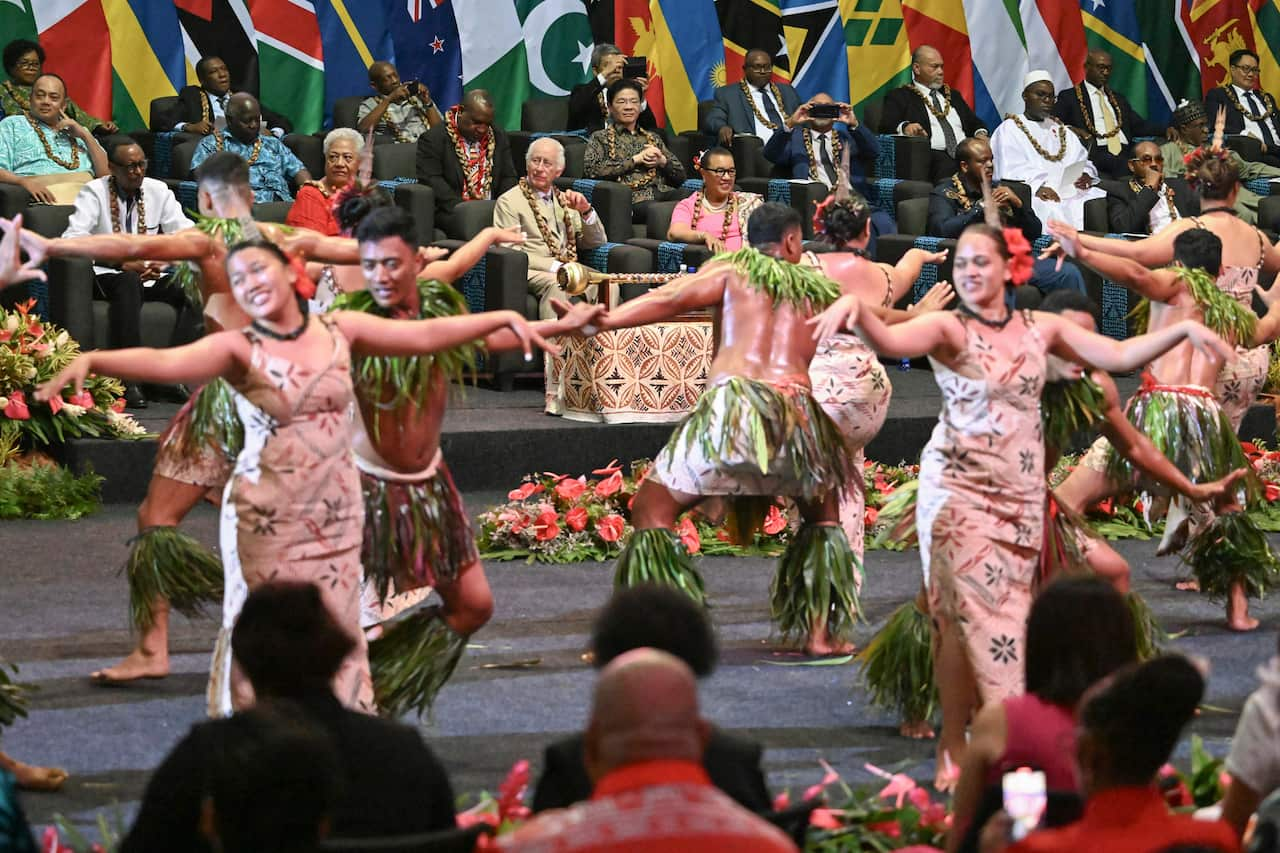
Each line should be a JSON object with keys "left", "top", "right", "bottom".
{"left": 493, "top": 136, "right": 607, "bottom": 319}
{"left": 286, "top": 128, "right": 362, "bottom": 235}
{"left": 929, "top": 137, "right": 1086, "bottom": 305}
{"left": 0, "top": 73, "right": 108, "bottom": 204}
{"left": 569, "top": 43, "right": 657, "bottom": 134}
{"left": 416, "top": 89, "right": 518, "bottom": 237}
{"left": 189, "top": 93, "right": 311, "bottom": 203}
{"left": 584, "top": 79, "right": 685, "bottom": 208}
{"left": 703, "top": 49, "right": 802, "bottom": 148}
{"left": 1161, "top": 99, "right": 1280, "bottom": 224}
{"left": 356, "top": 60, "right": 441, "bottom": 143}
{"left": 1, "top": 39, "right": 116, "bottom": 134}
{"left": 1055, "top": 49, "right": 1167, "bottom": 179}
{"left": 1205, "top": 49, "right": 1280, "bottom": 168}
{"left": 157, "top": 55, "right": 290, "bottom": 137}
{"left": 881, "top": 45, "right": 988, "bottom": 182}
{"left": 667, "top": 147, "right": 762, "bottom": 254}
{"left": 1105, "top": 140, "right": 1197, "bottom": 234}
{"left": 991, "top": 71, "right": 1105, "bottom": 230}
{"left": 63, "top": 136, "right": 195, "bottom": 408}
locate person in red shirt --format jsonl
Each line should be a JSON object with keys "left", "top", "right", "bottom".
{"left": 286, "top": 128, "right": 362, "bottom": 236}
{"left": 497, "top": 648, "right": 797, "bottom": 853}
{"left": 979, "top": 656, "right": 1239, "bottom": 853}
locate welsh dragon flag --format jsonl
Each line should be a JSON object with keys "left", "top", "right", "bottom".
{"left": 455, "top": 0, "right": 596, "bottom": 130}
{"left": 247, "top": 0, "right": 325, "bottom": 134}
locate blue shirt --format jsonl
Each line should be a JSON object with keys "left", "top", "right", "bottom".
{"left": 190, "top": 131, "right": 304, "bottom": 203}
{"left": 0, "top": 114, "right": 93, "bottom": 176}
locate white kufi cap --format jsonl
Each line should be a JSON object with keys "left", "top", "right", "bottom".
{"left": 1023, "top": 70, "right": 1053, "bottom": 91}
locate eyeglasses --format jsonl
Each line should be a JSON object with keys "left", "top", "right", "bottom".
{"left": 112, "top": 160, "right": 148, "bottom": 172}
{"left": 702, "top": 167, "right": 736, "bottom": 177}
{"left": 1132, "top": 154, "right": 1164, "bottom": 164}
{"left": 14, "top": 59, "right": 40, "bottom": 70}
{"left": 1234, "top": 64, "right": 1260, "bottom": 74}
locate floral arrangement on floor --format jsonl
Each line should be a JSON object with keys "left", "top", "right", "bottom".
{"left": 0, "top": 456, "right": 102, "bottom": 520}
{"left": 0, "top": 299, "right": 146, "bottom": 464}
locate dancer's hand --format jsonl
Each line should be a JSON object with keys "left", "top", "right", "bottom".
{"left": 0, "top": 214, "right": 47, "bottom": 290}
{"left": 918, "top": 247, "right": 949, "bottom": 265}
{"left": 416, "top": 246, "right": 449, "bottom": 265}
{"left": 808, "top": 293, "right": 861, "bottom": 342}
{"left": 548, "top": 298, "right": 604, "bottom": 336}
{"left": 504, "top": 310, "right": 560, "bottom": 360}
{"left": 0, "top": 217, "right": 50, "bottom": 267}
{"left": 1046, "top": 220, "right": 1081, "bottom": 257}
{"left": 486, "top": 225, "right": 525, "bottom": 247}
{"left": 1189, "top": 467, "right": 1248, "bottom": 510}
{"left": 1181, "top": 320, "right": 1234, "bottom": 364}
{"left": 37, "top": 353, "right": 92, "bottom": 401}
{"left": 910, "top": 280, "right": 954, "bottom": 313}
{"left": 1255, "top": 282, "right": 1280, "bottom": 308}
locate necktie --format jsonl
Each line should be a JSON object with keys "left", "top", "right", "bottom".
{"left": 758, "top": 87, "right": 785, "bottom": 129}
{"left": 1248, "top": 91, "right": 1277, "bottom": 147}
{"left": 818, "top": 133, "right": 837, "bottom": 186}
{"left": 1099, "top": 89, "right": 1122, "bottom": 156}
{"left": 931, "top": 90, "right": 958, "bottom": 157}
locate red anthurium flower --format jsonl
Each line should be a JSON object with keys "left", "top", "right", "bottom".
{"left": 534, "top": 509, "right": 560, "bottom": 541}
{"left": 110, "top": 397, "right": 126, "bottom": 413}
{"left": 763, "top": 504, "right": 787, "bottom": 535}
{"left": 0, "top": 330, "right": 11, "bottom": 342}
{"left": 1134, "top": 499, "right": 1145, "bottom": 514}
{"left": 554, "top": 477, "right": 587, "bottom": 502}
{"left": 591, "top": 459, "right": 622, "bottom": 476}
{"left": 46, "top": 393, "right": 62, "bottom": 415}
{"left": 507, "top": 482, "right": 545, "bottom": 501}
{"left": 715, "top": 529, "right": 730, "bottom": 542}
{"left": 4, "top": 390, "right": 30, "bottom": 420}
{"left": 867, "top": 820, "right": 902, "bottom": 839}
{"left": 809, "top": 808, "right": 844, "bottom": 830}
{"left": 497, "top": 760, "right": 531, "bottom": 823}
{"left": 772, "top": 792, "right": 791, "bottom": 811}
{"left": 565, "top": 506, "right": 588, "bottom": 532}
{"left": 865, "top": 506, "right": 879, "bottom": 526}
{"left": 510, "top": 513, "right": 532, "bottom": 534}
{"left": 594, "top": 470, "right": 624, "bottom": 497}
{"left": 1242, "top": 441, "right": 1261, "bottom": 457}
{"left": 1267, "top": 483, "right": 1280, "bottom": 502}
{"left": 873, "top": 474, "right": 892, "bottom": 493}
{"left": 676, "top": 516, "right": 700, "bottom": 554}
{"left": 68, "top": 390, "right": 94, "bottom": 409}
{"left": 597, "top": 514, "right": 625, "bottom": 542}
{"left": 1095, "top": 497, "right": 1114, "bottom": 516}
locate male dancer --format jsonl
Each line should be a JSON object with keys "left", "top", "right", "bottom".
{"left": 337, "top": 207, "right": 603, "bottom": 715}
{"left": 568, "top": 203, "right": 857, "bottom": 655}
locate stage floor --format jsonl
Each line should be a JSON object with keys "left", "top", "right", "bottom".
{"left": 5, "top": 498, "right": 1279, "bottom": 836}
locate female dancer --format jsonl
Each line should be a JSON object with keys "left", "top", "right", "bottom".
{"left": 37, "top": 238, "right": 555, "bottom": 716}
{"left": 811, "top": 221, "right": 1232, "bottom": 790}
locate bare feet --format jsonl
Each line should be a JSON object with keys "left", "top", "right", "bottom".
{"left": 803, "top": 635, "right": 857, "bottom": 656}
{"left": 1175, "top": 579, "right": 1200, "bottom": 592}
{"left": 90, "top": 648, "right": 169, "bottom": 684}
{"left": 0, "top": 752, "right": 68, "bottom": 792}
{"left": 899, "top": 719, "right": 936, "bottom": 739}
{"left": 1227, "top": 582, "right": 1259, "bottom": 631}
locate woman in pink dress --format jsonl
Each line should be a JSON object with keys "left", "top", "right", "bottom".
{"left": 38, "top": 237, "right": 555, "bottom": 716}
{"left": 665, "top": 147, "right": 760, "bottom": 254}
{"left": 812, "top": 223, "right": 1233, "bottom": 790}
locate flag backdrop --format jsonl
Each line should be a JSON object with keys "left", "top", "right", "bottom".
{"left": 10, "top": 0, "right": 1280, "bottom": 133}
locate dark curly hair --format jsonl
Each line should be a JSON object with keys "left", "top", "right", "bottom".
{"left": 817, "top": 196, "right": 872, "bottom": 247}
{"left": 2, "top": 39, "right": 42, "bottom": 76}
{"left": 335, "top": 186, "right": 392, "bottom": 237}
{"left": 590, "top": 584, "right": 717, "bottom": 677}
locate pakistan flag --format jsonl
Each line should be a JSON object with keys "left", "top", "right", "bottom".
{"left": 456, "top": 0, "right": 594, "bottom": 130}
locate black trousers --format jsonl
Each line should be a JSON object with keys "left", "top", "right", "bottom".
{"left": 94, "top": 270, "right": 194, "bottom": 349}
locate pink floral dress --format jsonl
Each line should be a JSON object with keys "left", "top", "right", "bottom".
{"left": 208, "top": 315, "right": 373, "bottom": 716}
{"left": 916, "top": 310, "right": 1046, "bottom": 705}
{"left": 1210, "top": 227, "right": 1269, "bottom": 433}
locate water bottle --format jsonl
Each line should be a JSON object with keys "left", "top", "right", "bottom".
{"left": 678, "top": 263, "right": 688, "bottom": 276}
{"left": 898, "top": 357, "right": 911, "bottom": 372}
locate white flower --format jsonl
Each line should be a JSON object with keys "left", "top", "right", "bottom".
{"left": 0, "top": 396, "right": 7, "bottom": 408}
{"left": 59, "top": 403, "right": 86, "bottom": 417}
{"left": 4, "top": 316, "right": 17, "bottom": 333}
{"left": 24, "top": 366, "right": 35, "bottom": 379}
{"left": 54, "top": 330, "right": 69, "bottom": 348}
{"left": 107, "top": 409, "right": 148, "bottom": 437}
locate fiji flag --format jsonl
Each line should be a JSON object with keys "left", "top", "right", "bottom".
{"left": 390, "top": 0, "right": 462, "bottom": 113}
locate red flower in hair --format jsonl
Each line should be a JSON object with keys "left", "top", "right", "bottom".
{"left": 1002, "top": 227, "right": 1033, "bottom": 287}
{"left": 286, "top": 254, "right": 317, "bottom": 300}
{"left": 812, "top": 194, "right": 836, "bottom": 235}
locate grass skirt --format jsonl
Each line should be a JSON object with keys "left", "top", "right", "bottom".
{"left": 368, "top": 605, "right": 466, "bottom": 718}
{"left": 1184, "top": 511, "right": 1280, "bottom": 601}
{"left": 124, "top": 526, "right": 223, "bottom": 632}
{"left": 360, "top": 462, "right": 478, "bottom": 605}
{"left": 855, "top": 600, "right": 936, "bottom": 725}
{"left": 157, "top": 378, "right": 244, "bottom": 463}
{"left": 769, "top": 525, "right": 862, "bottom": 645}
{"left": 614, "top": 528, "right": 706, "bottom": 605}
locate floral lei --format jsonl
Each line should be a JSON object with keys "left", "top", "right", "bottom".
{"left": 689, "top": 190, "right": 737, "bottom": 245}
{"left": 1073, "top": 84, "right": 1124, "bottom": 140}
{"left": 802, "top": 128, "right": 844, "bottom": 183}
{"left": 25, "top": 115, "right": 80, "bottom": 170}
{"left": 914, "top": 84, "right": 953, "bottom": 119}
{"left": 213, "top": 131, "right": 264, "bottom": 165}
{"left": 445, "top": 105, "right": 495, "bottom": 201}
{"left": 740, "top": 80, "right": 787, "bottom": 130}
{"left": 518, "top": 178, "right": 577, "bottom": 263}
{"left": 1128, "top": 178, "right": 1180, "bottom": 223}
{"left": 604, "top": 124, "right": 659, "bottom": 190}
{"left": 3, "top": 81, "right": 29, "bottom": 111}
{"left": 1006, "top": 113, "right": 1067, "bottom": 162}
{"left": 1181, "top": 144, "right": 1232, "bottom": 191}
{"left": 378, "top": 95, "right": 434, "bottom": 143}
{"left": 1224, "top": 84, "right": 1277, "bottom": 122}
{"left": 108, "top": 177, "right": 145, "bottom": 234}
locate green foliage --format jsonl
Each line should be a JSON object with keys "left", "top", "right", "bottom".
{"left": 713, "top": 247, "right": 842, "bottom": 310}
{"left": 170, "top": 214, "right": 247, "bottom": 306}
{"left": 124, "top": 527, "right": 224, "bottom": 632}
{"left": 855, "top": 601, "right": 937, "bottom": 725}
{"left": 1177, "top": 264, "right": 1257, "bottom": 344}
{"left": 0, "top": 661, "right": 29, "bottom": 729}
{"left": 1183, "top": 510, "right": 1280, "bottom": 601}
{"left": 0, "top": 462, "right": 101, "bottom": 520}
{"left": 770, "top": 525, "right": 863, "bottom": 644}
{"left": 614, "top": 528, "right": 706, "bottom": 604}
{"left": 1041, "top": 376, "right": 1106, "bottom": 455}
{"left": 369, "top": 607, "right": 466, "bottom": 719}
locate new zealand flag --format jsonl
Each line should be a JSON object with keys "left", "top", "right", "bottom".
{"left": 390, "top": 0, "right": 463, "bottom": 112}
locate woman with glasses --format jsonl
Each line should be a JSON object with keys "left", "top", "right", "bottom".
{"left": 584, "top": 79, "right": 685, "bottom": 214}
{"left": 666, "top": 147, "right": 760, "bottom": 253}
{"left": 285, "top": 129, "right": 363, "bottom": 236}
{"left": 0, "top": 39, "right": 116, "bottom": 134}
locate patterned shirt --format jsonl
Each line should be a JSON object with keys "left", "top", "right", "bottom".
{"left": 584, "top": 123, "right": 685, "bottom": 204}
{"left": 0, "top": 83, "right": 105, "bottom": 131}
{"left": 357, "top": 96, "right": 432, "bottom": 143}
{"left": 0, "top": 114, "right": 93, "bottom": 176}
{"left": 189, "top": 131, "right": 305, "bottom": 203}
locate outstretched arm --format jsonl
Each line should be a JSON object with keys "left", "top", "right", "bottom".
{"left": 484, "top": 301, "right": 606, "bottom": 352}
{"left": 335, "top": 308, "right": 558, "bottom": 362}
{"left": 270, "top": 225, "right": 360, "bottom": 265}
{"left": 888, "top": 248, "right": 948, "bottom": 304}
{"left": 810, "top": 293, "right": 963, "bottom": 359}
{"left": 592, "top": 264, "right": 730, "bottom": 332}
{"left": 1096, "top": 371, "right": 1246, "bottom": 503}
{"left": 420, "top": 226, "right": 525, "bottom": 283}
{"left": 1255, "top": 296, "right": 1280, "bottom": 345}
{"left": 3, "top": 219, "right": 213, "bottom": 265}
{"left": 1056, "top": 216, "right": 1188, "bottom": 266}
{"left": 0, "top": 214, "right": 47, "bottom": 290}
{"left": 1050, "top": 222, "right": 1186, "bottom": 304}
{"left": 36, "top": 333, "right": 244, "bottom": 401}
{"left": 1041, "top": 312, "right": 1232, "bottom": 373}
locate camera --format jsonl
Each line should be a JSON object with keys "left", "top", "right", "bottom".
{"left": 623, "top": 57, "right": 647, "bottom": 80}
{"left": 807, "top": 103, "right": 842, "bottom": 120}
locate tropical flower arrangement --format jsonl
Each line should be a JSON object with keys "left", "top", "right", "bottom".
{"left": 477, "top": 459, "right": 923, "bottom": 564}
{"left": 0, "top": 299, "right": 146, "bottom": 464}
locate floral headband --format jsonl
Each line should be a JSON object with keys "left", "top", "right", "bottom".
{"left": 1003, "top": 227, "right": 1033, "bottom": 287}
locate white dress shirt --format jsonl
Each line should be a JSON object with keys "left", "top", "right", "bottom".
{"left": 1148, "top": 182, "right": 1175, "bottom": 233}
{"left": 178, "top": 90, "right": 228, "bottom": 133}
{"left": 1232, "top": 84, "right": 1280, "bottom": 144}
{"left": 809, "top": 129, "right": 838, "bottom": 188}
{"left": 750, "top": 86, "right": 786, "bottom": 140}
{"left": 1085, "top": 81, "right": 1127, "bottom": 145}
{"left": 64, "top": 176, "right": 194, "bottom": 275}
{"left": 904, "top": 80, "right": 966, "bottom": 152}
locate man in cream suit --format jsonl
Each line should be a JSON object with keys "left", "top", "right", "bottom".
{"left": 494, "top": 137, "right": 607, "bottom": 319}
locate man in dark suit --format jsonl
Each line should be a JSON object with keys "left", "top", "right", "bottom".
{"left": 703, "top": 49, "right": 802, "bottom": 148}
{"left": 929, "top": 137, "right": 1086, "bottom": 307}
{"left": 881, "top": 45, "right": 987, "bottom": 182}
{"left": 532, "top": 585, "right": 771, "bottom": 815}
{"left": 568, "top": 43, "right": 657, "bottom": 133}
{"left": 1055, "top": 49, "right": 1166, "bottom": 179}
{"left": 415, "top": 89, "right": 518, "bottom": 238}
{"left": 155, "top": 56, "right": 291, "bottom": 137}
{"left": 1205, "top": 48, "right": 1280, "bottom": 167}
{"left": 1105, "top": 140, "right": 1198, "bottom": 234}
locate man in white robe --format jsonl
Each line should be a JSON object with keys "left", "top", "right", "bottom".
{"left": 991, "top": 70, "right": 1105, "bottom": 230}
